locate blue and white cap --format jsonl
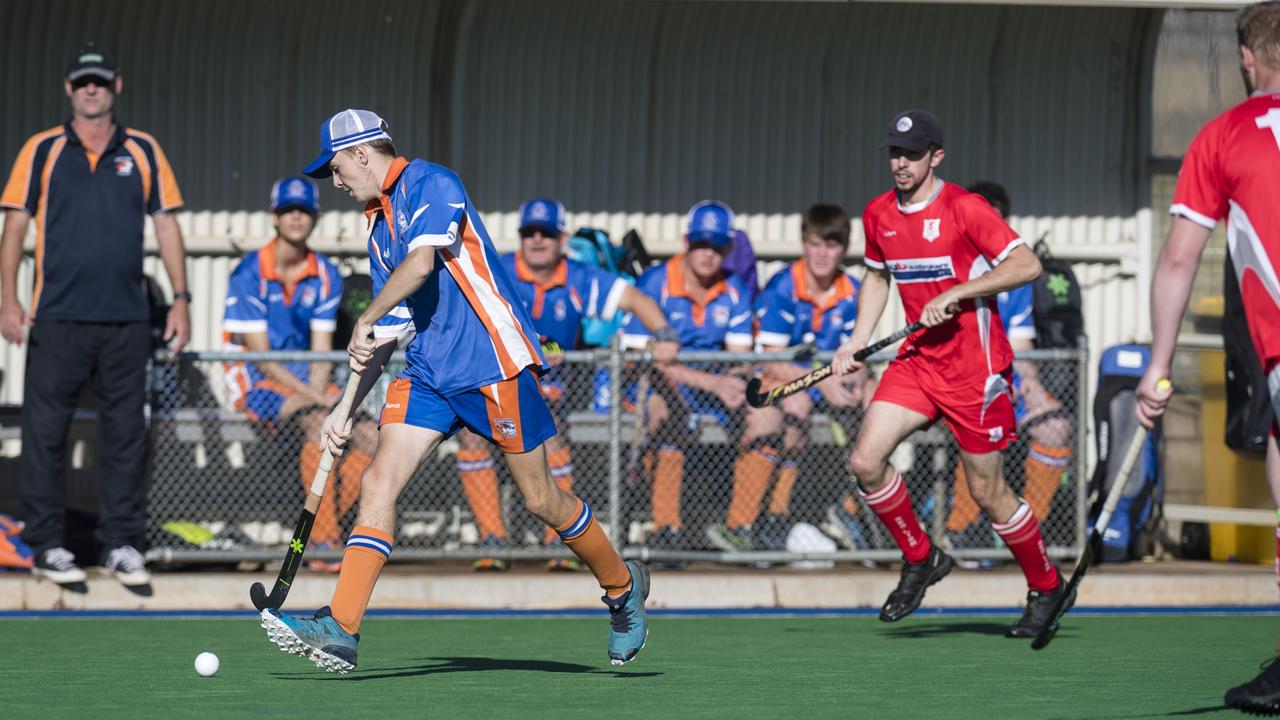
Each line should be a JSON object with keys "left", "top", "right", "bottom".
{"left": 303, "top": 109, "right": 392, "bottom": 178}
{"left": 270, "top": 176, "right": 320, "bottom": 215}
{"left": 517, "top": 197, "right": 566, "bottom": 235}
{"left": 686, "top": 200, "right": 734, "bottom": 247}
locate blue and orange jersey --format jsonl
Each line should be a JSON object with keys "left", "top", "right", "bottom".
{"left": 755, "top": 259, "right": 861, "bottom": 351}
{"left": 997, "top": 283, "right": 1036, "bottom": 345}
{"left": 498, "top": 253, "right": 629, "bottom": 349}
{"left": 621, "top": 255, "right": 753, "bottom": 350}
{"left": 222, "top": 239, "right": 343, "bottom": 388}
{"left": 365, "top": 158, "right": 545, "bottom": 396}
{"left": 0, "top": 122, "right": 183, "bottom": 322}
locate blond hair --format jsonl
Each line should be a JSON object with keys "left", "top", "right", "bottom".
{"left": 1239, "top": 1, "right": 1280, "bottom": 69}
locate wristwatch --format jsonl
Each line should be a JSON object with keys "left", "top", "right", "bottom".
{"left": 172, "top": 291, "right": 193, "bottom": 303}
{"left": 653, "top": 326, "right": 680, "bottom": 344}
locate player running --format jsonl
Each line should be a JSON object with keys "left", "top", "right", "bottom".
{"left": 715, "top": 204, "right": 868, "bottom": 551}
{"left": 832, "top": 109, "right": 1067, "bottom": 637}
{"left": 259, "top": 110, "right": 649, "bottom": 672}
{"left": 456, "top": 197, "right": 676, "bottom": 571}
{"left": 1134, "top": 3, "right": 1280, "bottom": 712}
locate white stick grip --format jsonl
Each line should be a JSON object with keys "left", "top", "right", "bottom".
{"left": 1091, "top": 426, "right": 1149, "bottom": 536}
{"left": 303, "top": 371, "right": 364, "bottom": 510}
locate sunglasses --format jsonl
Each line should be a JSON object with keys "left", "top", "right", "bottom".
{"left": 519, "top": 228, "right": 558, "bottom": 239}
{"left": 70, "top": 75, "right": 112, "bottom": 91}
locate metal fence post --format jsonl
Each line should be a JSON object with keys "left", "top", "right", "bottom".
{"left": 1075, "top": 336, "right": 1090, "bottom": 557}
{"left": 607, "top": 335, "right": 624, "bottom": 549}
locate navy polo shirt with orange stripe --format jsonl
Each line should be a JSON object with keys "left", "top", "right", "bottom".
{"left": 1, "top": 122, "right": 184, "bottom": 322}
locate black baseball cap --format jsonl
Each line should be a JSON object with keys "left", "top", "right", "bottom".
{"left": 879, "top": 109, "right": 944, "bottom": 153}
{"left": 65, "top": 43, "right": 118, "bottom": 83}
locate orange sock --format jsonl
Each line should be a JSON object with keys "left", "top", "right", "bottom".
{"left": 557, "top": 499, "right": 631, "bottom": 596}
{"left": 947, "top": 464, "right": 982, "bottom": 533}
{"left": 768, "top": 460, "right": 799, "bottom": 516}
{"left": 652, "top": 446, "right": 685, "bottom": 530}
{"left": 300, "top": 441, "right": 342, "bottom": 545}
{"left": 727, "top": 446, "right": 779, "bottom": 528}
{"left": 329, "top": 525, "right": 393, "bottom": 634}
{"left": 457, "top": 448, "right": 506, "bottom": 540}
{"left": 1025, "top": 442, "right": 1071, "bottom": 522}
{"left": 544, "top": 447, "right": 575, "bottom": 544}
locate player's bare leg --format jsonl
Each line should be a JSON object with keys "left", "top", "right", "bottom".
{"left": 504, "top": 444, "right": 649, "bottom": 665}
{"left": 848, "top": 401, "right": 952, "bottom": 621}
{"left": 539, "top": 432, "right": 582, "bottom": 571}
{"left": 961, "top": 447, "right": 1068, "bottom": 637}
{"left": 261, "top": 425, "right": 442, "bottom": 673}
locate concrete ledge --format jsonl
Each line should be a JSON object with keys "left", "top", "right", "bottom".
{"left": 2, "top": 561, "right": 1274, "bottom": 612}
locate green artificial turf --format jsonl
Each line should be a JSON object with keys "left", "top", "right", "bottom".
{"left": 3, "top": 615, "right": 1271, "bottom": 718}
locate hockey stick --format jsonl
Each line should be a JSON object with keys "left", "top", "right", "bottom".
{"left": 250, "top": 370, "right": 363, "bottom": 610}
{"left": 745, "top": 319, "right": 925, "bottom": 408}
{"left": 1031, "top": 385, "right": 1163, "bottom": 651}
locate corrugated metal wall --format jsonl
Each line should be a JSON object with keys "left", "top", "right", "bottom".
{"left": 0, "top": 0, "right": 1161, "bottom": 407}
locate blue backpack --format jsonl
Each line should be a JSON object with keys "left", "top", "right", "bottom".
{"left": 566, "top": 228, "right": 636, "bottom": 348}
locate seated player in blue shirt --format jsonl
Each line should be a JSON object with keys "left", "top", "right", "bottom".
{"left": 943, "top": 182, "right": 1073, "bottom": 546}
{"left": 705, "top": 205, "right": 869, "bottom": 553}
{"left": 222, "top": 176, "right": 378, "bottom": 571}
{"left": 455, "top": 198, "right": 677, "bottom": 571}
{"left": 622, "top": 200, "right": 755, "bottom": 551}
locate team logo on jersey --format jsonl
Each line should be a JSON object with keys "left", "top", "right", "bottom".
{"left": 494, "top": 417, "right": 518, "bottom": 439}
{"left": 987, "top": 426, "right": 1004, "bottom": 443}
{"left": 712, "top": 305, "right": 730, "bottom": 327}
{"left": 113, "top": 157, "right": 134, "bottom": 176}
{"left": 886, "top": 256, "right": 956, "bottom": 284}
{"left": 554, "top": 299, "right": 567, "bottom": 321}
{"left": 922, "top": 218, "right": 941, "bottom": 242}
{"left": 300, "top": 287, "right": 317, "bottom": 307}
{"left": 397, "top": 210, "right": 409, "bottom": 232}
{"left": 829, "top": 309, "right": 842, "bottom": 327}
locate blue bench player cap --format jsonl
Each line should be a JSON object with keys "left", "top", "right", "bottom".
{"left": 518, "top": 198, "right": 566, "bottom": 235}
{"left": 686, "top": 200, "right": 734, "bottom": 247}
{"left": 303, "top": 109, "right": 393, "bottom": 178}
{"left": 270, "top": 176, "right": 320, "bottom": 215}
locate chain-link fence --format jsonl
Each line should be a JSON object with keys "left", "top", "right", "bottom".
{"left": 143, "top": 344, "right": 1088, "bottom": 567}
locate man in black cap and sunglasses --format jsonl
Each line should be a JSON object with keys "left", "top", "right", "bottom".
{"left": 0, "top": 42, "right": 190, "bottom": 595}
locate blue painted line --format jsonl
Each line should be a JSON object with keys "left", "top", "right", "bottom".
{"left": 1, "top": 605, "right": 1276, "bottom": 620}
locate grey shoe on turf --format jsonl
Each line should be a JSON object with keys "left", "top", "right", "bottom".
{"left": 602, "top": 560, "right": 650, "bottom": 666}
{"left": 880, "top": 544, "right": 954, "bottom": 622}
{"left": 33, "top": 547, "right": 88, "bottom": 593}
{"left": 102, "top": 545, "right": 153, "bottom": 596}
{"left": 260, "top": 605, "right": 359, "bottom": 673}
{"left": 1226, "top": 658, "right": 1280, "bottom": 716}
{"left": 705, "top": 523, "right": 753, "bottom": 553}
{"left": 1007, "top": 570, "right": 1072, "bottom": 639}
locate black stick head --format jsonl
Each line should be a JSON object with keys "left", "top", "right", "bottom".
{"left": 250, "top": 581, "right": 273, "bottom": 610}
{"left": 745, "top": 377, "right": 769, "bottom": 408}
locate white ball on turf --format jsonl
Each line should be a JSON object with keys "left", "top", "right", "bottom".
{"left": 194, "top": 651, "right": 220, "bottom": 677}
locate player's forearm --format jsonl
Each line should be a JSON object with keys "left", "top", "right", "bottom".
{"left": 1148, "top": 217, "right": 1213, "bottom": 373}
{"left": 849, "top": 268, "right": 890, "bottom": 344}
{"left": 621, "top": 287, "right": 672, "bottom": 337}
{"left": 309, "top": 332, "right": 335, "bottom": 394}
{"left": 244, "top": 334, "right": 325, "bottom": 402}
{"left": 360, "top": 247, "right": 435, "bottom": 326}
{"left": 950, "top": 244, "right": 1041, "bottom": 300}
{"left": 153, "top": 212, "right": 189, "bottom": 296}
{"left": 1, "top": 210, "right": 29, "bottom": 305}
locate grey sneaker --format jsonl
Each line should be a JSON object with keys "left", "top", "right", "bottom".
{"left": 102, "top": 545, "right": 153, "bottom": 595}
{"left": 705, "top": 524, "right": 753, "bottom": 552}
{"left": 33, "top": 547, "right": 88, "bottom": 592}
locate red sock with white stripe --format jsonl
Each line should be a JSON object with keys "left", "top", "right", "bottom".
{"left": 992, "top": 501, "right": 1059, "bottom": 592}
{"left": 858, "top": 471, "right": 931, "bottom": 563}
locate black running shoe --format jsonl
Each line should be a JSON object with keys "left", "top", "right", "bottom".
{"left": 879, "top": 544, "right": 954, "bottom": 622}
{"left": 33, "top": 547, "right": 88, "bottom": 593}
{"left": 1007, "top": 570, "right": 1072, "bottom": 638}
{"left": 1226, "top": 658, "right": 1280, "bottom": 716}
